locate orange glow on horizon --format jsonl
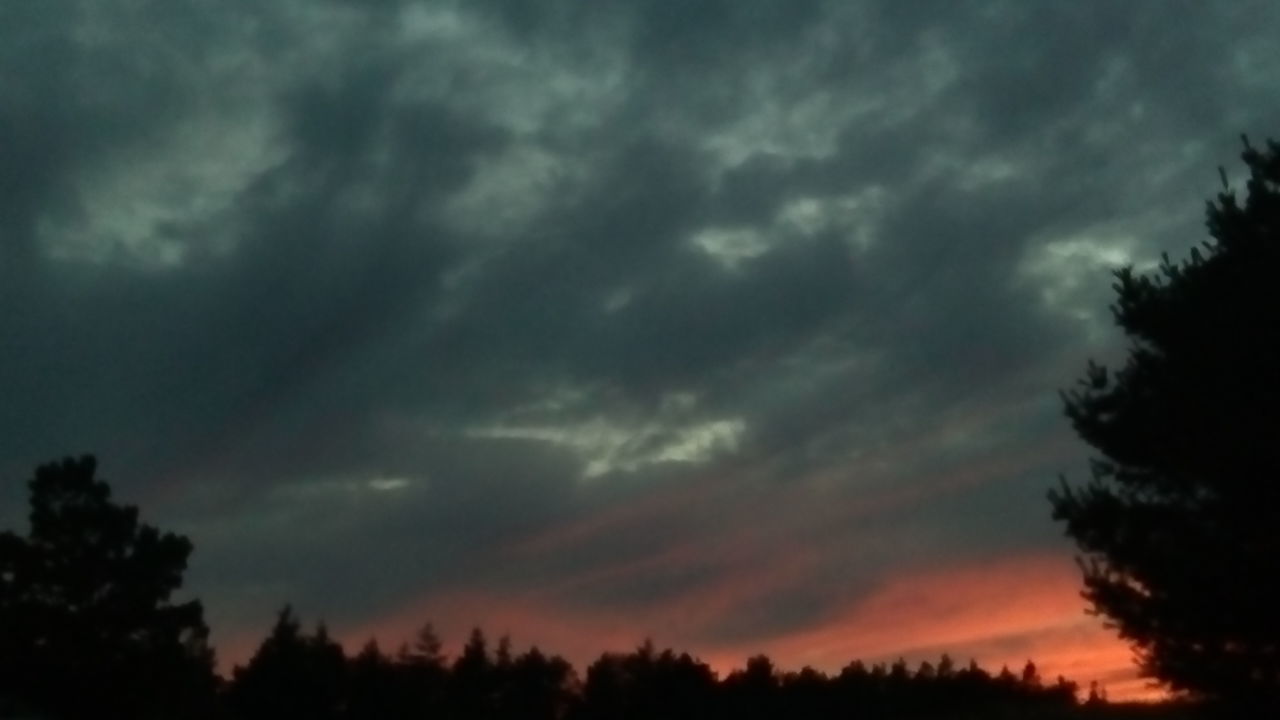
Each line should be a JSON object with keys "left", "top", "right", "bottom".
{"left": 218, "top": 552, "right": 1161, "bottom": 703}
{"left": 698, "top": 553, "right": 1163, "bottom": 702}
{"left": 208, "top": 438, "right": 1158, "bottom": 701}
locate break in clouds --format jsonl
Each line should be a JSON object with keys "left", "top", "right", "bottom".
{"left": 2, "top": 0, "right": 1278, "bottom": 694}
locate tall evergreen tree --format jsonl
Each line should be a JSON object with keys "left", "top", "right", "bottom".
{"left": 1052, "top": 138, "right": 1280, "bottom": 704}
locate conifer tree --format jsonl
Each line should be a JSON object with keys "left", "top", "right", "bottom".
{"left": 1052, "top": 138, "right": 1280, "bottom": 704}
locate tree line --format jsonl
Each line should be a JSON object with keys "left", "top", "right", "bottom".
{"left": 226, "top": 607, "right": 1082, "bottom": 720}
{"left": 0, "top": 455, "right": 1082, "bottom": 720}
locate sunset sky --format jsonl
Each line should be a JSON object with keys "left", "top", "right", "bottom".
{"left": 3, "top": 0, "right": 1278, "bottom": 702}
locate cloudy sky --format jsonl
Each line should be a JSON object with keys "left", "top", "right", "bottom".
{"left": 3, "top": 0, "right": 1278, "bottom": 700}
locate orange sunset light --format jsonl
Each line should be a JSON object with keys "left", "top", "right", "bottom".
{"left": 311, "top": 552, "right": 1163, "bottom": 703}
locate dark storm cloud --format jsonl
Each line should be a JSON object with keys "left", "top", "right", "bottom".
{"left": 3, "top": 0, "right": 1279, "bottom": 672}
{"left": 2, "top": 2, "right": 499, "bottom": 484}
{"left": 1, "top": 1, "right": 264, "bottom": 486}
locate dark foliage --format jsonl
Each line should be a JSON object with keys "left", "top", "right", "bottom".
{"left": 227, "top": 616, "right": 576, "bottom": 720}
{"left": 219, "top": 612, "right": 1079, "bottom": 720}
{"left": 227, "top": 606, "right": 349, "bottom": 720}
{"left": 0, "top": 456, "right": 216, "bottom": 719}
{"left": 578, "top": 641, "right": 718, "bottom": 720}
{"left": 1052, "top": 138, "right": 1280, "bottom": 706}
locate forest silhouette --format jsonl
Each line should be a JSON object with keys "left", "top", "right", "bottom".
{"left": 0, "top": 461, "right": 1207, "bottom": 720}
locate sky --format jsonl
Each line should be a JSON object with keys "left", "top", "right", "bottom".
{"left": 2, "top": 0, "right": 1279, "bottom": 702}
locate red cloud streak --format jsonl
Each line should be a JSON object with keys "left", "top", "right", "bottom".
{"left": 314, "top": 552, "right": 1159, "bottom": 702}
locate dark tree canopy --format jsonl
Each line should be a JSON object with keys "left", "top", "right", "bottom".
{"left": 229, "top": 606, "right": 350, "bottom": 720}
{"left": 0, "top": 455, "right": 215, "bottom": 719}
{"left": 1052, "top": 138, "right": 1280, "bottom": 704}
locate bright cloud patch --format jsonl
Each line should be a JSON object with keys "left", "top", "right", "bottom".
{"left": 1019, "top": 232, "right": 1145, "bottom": 333}
{"left": 691, "top": 227, "right": 772, "bottom": 269}
{"left": 467, "top": 416, "right": 746, "bottom": 479}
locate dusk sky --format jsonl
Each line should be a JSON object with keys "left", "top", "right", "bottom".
{"left": 3, "top": 0, "right": 1279, "bottom": 701}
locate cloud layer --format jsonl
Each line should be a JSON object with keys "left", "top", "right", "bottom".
{"left": 3, "top": 0, "right": 1278, "bottom": 699}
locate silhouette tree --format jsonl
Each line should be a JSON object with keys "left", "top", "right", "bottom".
{"left": 935, "top": 653, "right": 955, "bottom": 680}
{"left": 348, "top": 639, "right": 406, "bottom": 720}
{"left": 724, "top": 654, "right": 779, "bottom": 718}
{"left": 498, "top": 646, "right": 577, "bottom": 720}
{"left": 781, "top": 666, "right": 833, "bottom": 719}
{"left": 1021, "top": 659, "right": 1041, "bottom": 688}
{"left": 1052, "top": 138, "right": 1280, "bottom": 705}
{"left": 395, "top": 621, "right": 449, "bottom": 716}
{"left": 401, "top": 621, "right": 445, "bottom": 666}
{"left": 0, "top": 455, "right": 215, "bottom": 719}
{"left": 228, "top": 606, "right": 349, "bottom": 720}
{"left": 450, "top": 626, "right": 501, "bottom": 718}
{"left": 579, "top": 641, "right": 717, "bottom": 720}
